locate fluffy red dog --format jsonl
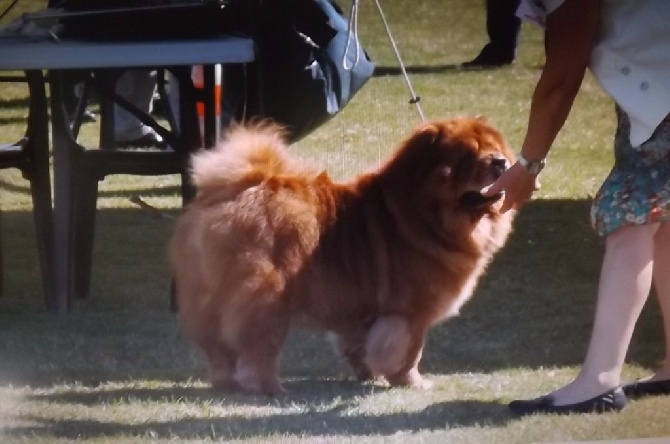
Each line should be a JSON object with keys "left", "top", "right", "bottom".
{"left": 170, "top": 117, "right": 515, "bottom": 395}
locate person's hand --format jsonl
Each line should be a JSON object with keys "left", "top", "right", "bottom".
{"left": 482, "top": 161, "right": 541, "bottom": 213}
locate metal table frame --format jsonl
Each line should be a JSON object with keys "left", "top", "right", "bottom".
{"left": 0, "top": 34, "right": 255, "bottom": 312}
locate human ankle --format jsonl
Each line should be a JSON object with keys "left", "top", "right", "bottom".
{"left": 592, "top": 371, "right": 621, "bottom": 389}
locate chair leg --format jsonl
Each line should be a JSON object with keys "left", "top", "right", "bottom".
{"left": 72, "top": 174, "right": 99, "bottom": 300}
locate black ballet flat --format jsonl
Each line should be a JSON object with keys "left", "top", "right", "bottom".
{"left": 509, "top": 387, "right": 627, "bottom": 415}
{"left": 622, "top": 379, "right": 670, "bottom": 399}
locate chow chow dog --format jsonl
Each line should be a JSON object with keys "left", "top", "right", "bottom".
{"left": 169, "top": 117, "right": 515, "bottom": 395}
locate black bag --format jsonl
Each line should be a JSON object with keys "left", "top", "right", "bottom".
{"left": 228, "top": 0, "right": 375, "bottom": 142}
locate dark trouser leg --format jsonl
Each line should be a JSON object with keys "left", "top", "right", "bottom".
{"left": 464, "top": 0, "right": 521, "bottom": 67}
{"left": 484, "top": 0, "right": 521, "bottom": 59}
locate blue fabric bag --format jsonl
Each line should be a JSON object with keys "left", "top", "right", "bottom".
{"left": 229, "top": 0, "right": 375, "bottom": 142}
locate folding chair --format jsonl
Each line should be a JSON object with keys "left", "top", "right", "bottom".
{"left": 0, "top": 70, "right": 55, "bottom": 308}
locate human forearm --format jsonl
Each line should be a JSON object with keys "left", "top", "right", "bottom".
{"left": 520, "top": 0, "right": 598, "bottom": 163}
{"left": 482, "top": 0, "right": 599, "bottom": 213}
{"left": 521, "top": 69, "right": 585, "bottom": 161}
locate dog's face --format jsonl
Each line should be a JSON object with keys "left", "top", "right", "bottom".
{"left": 383, "top": 117, "right": 515, "bottom": 215}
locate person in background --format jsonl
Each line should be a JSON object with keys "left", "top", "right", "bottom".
{"left": 114, "top": 69, "right": 165, "bottom": 149}
{"left": 482, "top": 0, "right": 670, "bottom": 414}
{"left": 60, "top": 72, "right": 97, "bottom": 123}
{"left": 46, "top": 1, "right": 164, "bottom": 148}
{"left": 462, "top": 0, "right": 521, "bottom": 68}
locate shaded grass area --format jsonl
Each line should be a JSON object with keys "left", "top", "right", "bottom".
{"left": 0, "top": 200, "right": 664, "bottom": 376}
{"left": 1, "top": 202, "right": 667, "bottom": 442}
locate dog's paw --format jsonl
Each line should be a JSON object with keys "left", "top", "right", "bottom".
{"left": 410, "top": 377, "right": 434, "bottom": 390}
{"left": 233, "top": 360, "right": 285, "bottom": 396}
{"left": 261, "top": 381, "right": 286, "bottom": 397}
{"left": 387, "top": 368, "right": 433, "bottom": 390}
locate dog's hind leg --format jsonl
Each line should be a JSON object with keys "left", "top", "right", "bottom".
{"left": 364, "top": 315, "right": 433, "bottom": 389}
{"left": 202, "top": 341, "right": 238, "bottom": 390}
{"left": 233, "top": 305, "right": 291, "bottom": 396}
{"left": 331, "top": 330, "right": 375, "bottom": 381}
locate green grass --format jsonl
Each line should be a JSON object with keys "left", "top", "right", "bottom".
{"left": 1, "top": 0, "right": 669, "bottom": 442}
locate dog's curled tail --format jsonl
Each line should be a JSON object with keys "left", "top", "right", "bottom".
{"left": 189, "top": 121, "right": 301, "bottom": 189}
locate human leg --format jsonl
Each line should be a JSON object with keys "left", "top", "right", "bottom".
{"left": 650, "top": 221, "right": 670, "bottom": 379}
{"left": 548, "top": 223, "right": 657, "bottom": 405}
{"left": 114, "top": 70, "right": 164, "bottom": 147}
{"left": 510, "top": 223, "right": 657, "bottom": 414}
{"left": 485, "top": 0, "right": 521, "bottom": 57}
{"left": 623, "top": 221, "right": 670, "bottom": 391}
{"left": 462, "top": 0, "right": 521, "bottom": 68}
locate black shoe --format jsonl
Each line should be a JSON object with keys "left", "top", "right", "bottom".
{"left": 116, "top": 132, "right": 166, "bottom": 150}
{"left": 622, "top": 379, "right": 670, "bottom": 399}
{"left": 509, "top": 387, "right": 627, "bottom": 415}
{"left": 462, "top": 45, "right": 514, "bottom": 69}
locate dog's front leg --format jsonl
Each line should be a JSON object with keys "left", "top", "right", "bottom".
{"left": 363, "top": 315, "right": 433, "bottom": 389}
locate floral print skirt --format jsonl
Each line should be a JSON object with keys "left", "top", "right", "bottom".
{"left": 591, "top": 106, "right": 670, "bottom": 237}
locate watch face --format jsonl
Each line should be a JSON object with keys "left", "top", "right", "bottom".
{"left": 520, "top": 157, "right": 545, "bottom": 174}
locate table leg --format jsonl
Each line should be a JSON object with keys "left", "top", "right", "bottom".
{"left": 203, "top": 65, "right": 217, "bottom": 149}
{"left": 25, "top": 71, "right": 56, "bottom": 311}
{"left": 49, "top": 70, "right": 76, "bottom": 313}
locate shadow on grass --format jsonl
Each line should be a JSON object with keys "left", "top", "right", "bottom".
{"left": 373, "top": 64, "right": 462, "bottom": 76}
{"left": 25, "top": 380, "right": 384, "bottom": 407}
{"left": 12, "top": 393, "right": 510, "bottom": 440}
{"left": 0, "top": 97, "right": 30, "bottom": 109}
{"left": 372, "top": 63, "right": 519, "bottom": 76}
{"left": 0, "top": 178, "right": 183, "bottom": 199}
{"left": 0, "top": 116, "right": 30, "bottom": 126}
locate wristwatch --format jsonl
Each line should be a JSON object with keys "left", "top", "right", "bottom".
{"left": 517, "top": 155, "right": 546, "bottom": 175}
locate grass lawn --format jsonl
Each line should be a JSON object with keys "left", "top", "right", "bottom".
{"left": 1, "top": 0, "right": 669, "bottom": 442}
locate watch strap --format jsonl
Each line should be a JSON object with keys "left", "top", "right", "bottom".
{"left": 518, "top": 155, "right": 546, "bottom": 174}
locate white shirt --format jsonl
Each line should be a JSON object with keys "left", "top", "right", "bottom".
{"left": 518, "top": 0, "right": 670, "bottom": 147}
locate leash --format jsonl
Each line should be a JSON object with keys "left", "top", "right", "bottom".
{"left": 343, "top": 0, "right": 425, "bottom": 122}
{"left": 371, "top": 0, "right": 426, "bottom": 122}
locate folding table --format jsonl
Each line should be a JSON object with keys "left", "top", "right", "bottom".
{"left": 0, "top": 32, "right": 255, "bottom": 312}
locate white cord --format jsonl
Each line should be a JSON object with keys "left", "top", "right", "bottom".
{"left": 343, "top": 0, "right": 361, "bottom": 70}
{"left": 372, "top": 0, "right": 426, "bottom": 121}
